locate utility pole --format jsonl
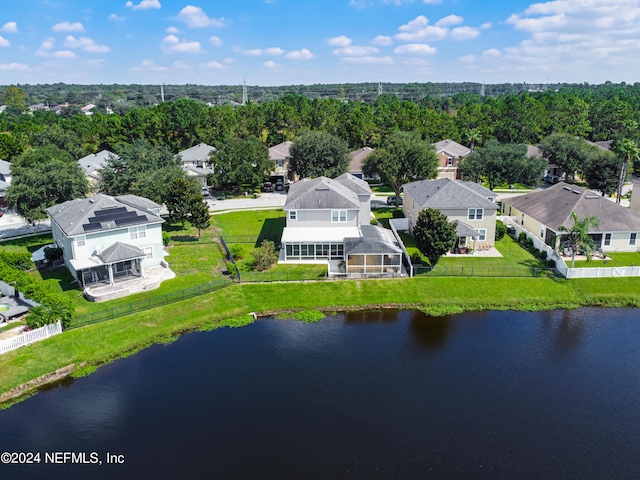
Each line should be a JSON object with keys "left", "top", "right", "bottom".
{"left": 160, "top": 84, "right": 165, "bottom": 103}
{"left": 378, "top": 82, "right": 382, "bottom": 98}
{"left": 242, "top": 77, "right": 248, "bottom": 106}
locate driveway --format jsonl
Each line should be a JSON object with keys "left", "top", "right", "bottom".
{"left": 206, "top": 192, "right": 287, "bottom": 214}
{"left": 0, "top": 211, "right": 51, "bottom": 239}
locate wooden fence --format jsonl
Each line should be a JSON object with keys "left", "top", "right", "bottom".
{"left": 0, "top": 321, "right": 62, "bottom": 355}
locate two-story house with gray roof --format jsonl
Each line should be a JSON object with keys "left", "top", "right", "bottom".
{"left": 176, "top": 143, "right": 215, "bottom": 187}
{"left": 47, "top": 194, "right": 170, "bottom": 297}
{"left": 268, "top": 141, "right": 294, "bottom": 183}
{"left": 432, "top": 139, "right": 471, "bottom": 180}
{"left": 403, "top": 178, "right": 499, "bottom": 251}
{"left": 280, "top": 174, "right": 403, "bottom": 277}
{"left": 77, "top": 150, "right": 116, "bottom": 187}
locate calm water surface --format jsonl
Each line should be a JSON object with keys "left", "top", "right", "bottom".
{"left": 1, "top": 308, "right": 640, "bottom": 479}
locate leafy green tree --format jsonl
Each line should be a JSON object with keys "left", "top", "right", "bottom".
{"left": 165, "top": 177, "right": 200, "bottom": 226}
{"left": 188, "top": 194, "right": 211, "bottom": 240}
{"left": 614, "top": 138, "right": 639, "bottom": 204}
{"left": 558, "top": 211, "right": 600, "bottom": 268}
{"left": 362, "top": 131, "right": 438, "bottom": 206}
{"left": 252, "top": 240, "right": 278, "bottom": 271}
{"left": 539, "top": 133, "right": 590, "bottom": 180}
{"left": 412, "top": 208, "right": 457, "bottom": 267}
{"left": 208, "top": 136, "right": 272, "bottom": 191}
{"left": 583, "top": 149, "right": 620, "bottom": 196}
{"left": 466, "top": 128, "right": 483, "bottom": 151}
{"left": 6, "top": 146, "right": 89, "bottom": 223}
{"left": 289, "top": 131, "right": 350, "bottom": 178}
{"left": 100, "top": 138, "right": 185, "bottom": 204}
{"left": 1, "top": 86, "right": 27, "bottom": 111}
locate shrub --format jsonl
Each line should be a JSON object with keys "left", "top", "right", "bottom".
{"left": 228, "top": 244, "right": 244, "bottom": 260}
{"left": 518, "top": 231, "right": 528, "bottom": 244}
{"left": 410, "top": 252, "right": 423, "bottom": 265}
{"left": 370, "top": 218, "right": 379, "bottom": 226}
{"left": 495, "top": 221, "right": 507, "bottom": 241}
{"left": 162, "top": 231, "right": 171, "bottom": 246}
{"left": 0, "top": 250, "right": 33, "bottom": 270}
{"left": 392, "top": 210, "right": 405, "bottom": 218}
{"left": 252, "top": 240, "right": 278, "bottom": 271}
{"left": 44, "top": 246, "right": 63, "bottom": 262}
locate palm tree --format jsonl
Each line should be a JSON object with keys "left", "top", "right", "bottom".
{"left": 614, "top": 138, "right": 639, "bottom": 204}
{"left": 558, "top": 211, "right": 600, "bottom": 268}
{"left": 467, "top": 128, "right": 483, "bottom": 151}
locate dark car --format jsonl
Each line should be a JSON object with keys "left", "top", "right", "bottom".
{"left": 386, "top": 195, "right": 403, "bottom": 206}
{"left": 275, "top": 180, "right": 285, "bottom": 191}
{"left": 0, "top": 208, "right": 3, "bottom": 217}
{"left": 262, "top": 182, "right": 274, "bottom": 192}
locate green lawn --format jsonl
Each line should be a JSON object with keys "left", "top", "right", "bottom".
{"left": 211, "top": 209, "right": 285, "bottom": 242}
{"left": 572, "top": 252, "right": 640, "bottom": 268}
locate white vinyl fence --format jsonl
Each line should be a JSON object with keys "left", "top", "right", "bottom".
{"left": 0, "top": 321, "right": 62, "bottom": 355}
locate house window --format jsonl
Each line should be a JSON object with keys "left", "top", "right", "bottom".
{"left": 447, "top": 157, "right": 453, "bottom": 166}
{"left": 604, "top": 233, "right": 612, "bottom": 246}
{"left": 508, "top": 206, "right": 512, "bottom": 216}
{"left": 331, "top": 210, "right": 347, "bottom": 223}
{"left": 521, "top": 214, "right": 525, "bottom": 226}
{"left": 276, "top": 160, "right": 284, "bottom": 168}
{"left": 630, "top": 233, "right": 637, "bottom": 246}
{"left": 459, "top": 237, "right": 467, "bottom": 247}
{"left": 143, "top": 246, "right": 153, "bottom": 259}
{"left": 478, "top": 229, "right": 487, "bottom": 241}
{"left": 540, "top": 228, "right": 545, "bottom": 238}
{"left": 289, "top": 210, "right": 297, "bottom": 221}
{"left": 130, "top": 226, "right": 146, "bottom": 240}
{"left": 468, "top": 208, "right": 483, "bottom": 221}
{"left": 76, "top": 235, "right": 86, "bottom": 247}
{"left": 488, "top": 197, "right": 495, "bottom": 203}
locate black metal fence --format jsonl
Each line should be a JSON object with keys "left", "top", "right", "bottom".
{"left": 412, "top": 265, "right": 558, "bottom": 278}
{"left": 67, "top": 277, "right": 235, "bottom": 330}
{"left": 220, "top": 236, "right": 241, "bottom": 281}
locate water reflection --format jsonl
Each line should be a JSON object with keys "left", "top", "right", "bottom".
{"left": 408, "top": 310, "right": 453, "bottom": 353}
{"left": 541, "top": 309, "right": 587, "bottom": 353}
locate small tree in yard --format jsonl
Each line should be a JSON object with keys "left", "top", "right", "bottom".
{"left": 558, "top": 211, "right": 600, "bottom": 268}
{"left": 252, "top": 240, "right": 278, "bottom": 271}
{"left": 413, "top": 208, "right": 457, "bottom": 267}
{"left": 188, "top": 195, "right": 211, "bottom": 240}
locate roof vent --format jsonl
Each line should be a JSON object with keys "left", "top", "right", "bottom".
{"left": 586, "top": 195, "right": 599, "bottom": 199}
{"left": 563, "top": 186, "right": 572, "bottom": 191}
{"left": 572, "top": 190, "right": 580, "bottom": 194}
{"left": 89, "top": 198, "right": 95, "bottom": 203}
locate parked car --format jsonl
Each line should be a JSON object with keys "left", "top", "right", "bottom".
{"left": 202, "top": 187, "right": 210, "bottom": 197}
{"left": 275, "top": 180, "right": 284, "bottom": 191}
{"left": 386, "top": 195, "right": 403, "bottom": 206}
{"left": 262, "top": 182, "right": 274, "bottom": 192}
{"left": 0, "top": 208, "right": 3, "bottom": 217}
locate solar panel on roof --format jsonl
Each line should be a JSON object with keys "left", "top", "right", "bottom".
{"left": 88, "top": 210, "right": 139, "bottom": 223}
{"left": 115, "top": 216, "right": 145, "bottom": 226}
{"left": 94, "top": 206, "right": 128, "bottom": 217}
{"left": 83, "top": 222, "right": 103, "bottom": 232}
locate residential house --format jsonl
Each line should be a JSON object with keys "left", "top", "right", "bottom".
{"left": 268, "top": 141, "right": 294, "bottom": 183}
{"left": 77, "top": 150, "right": 116, "bottom": 187}
{"left": 432, "top": 139, "right": 471, "bottom": 180}
{"left": 280, "top": 174, "right": 403, "bottom": 277}
{"left": 0, "top": 160, "right": 12, "bottom": 202}
{"left": 176, "top": 143, "right": 215, "bottom": 187}
{"left": 348, "top": 147, "right": 374, "bottom": 179}
{"left": 46, "top": 194, "right": 171, "bottom": 298}
{"left": 403, "top": 178, "right": 499, "bottom": 251}
{"left": 502, "top": 181, "right": 640, "bottom": 252}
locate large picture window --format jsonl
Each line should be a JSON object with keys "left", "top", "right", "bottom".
{"left": 331, "top": 210, "right": 347, "bottom": 223}
{"left": 468, "top": 208, "right": 483, "bottom": 221}
{"left": 130, "top": 225, "right": 146, "bottom": 240}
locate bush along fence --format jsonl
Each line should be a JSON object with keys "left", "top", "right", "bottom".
{"left": 0, "top": 321, "right": 62, "bottom": 355}
{"left": 67, "top": 277, "right": 235, "bottom": 330}
{"left": 220, "top": 236, "right": 241, "bottom": 281}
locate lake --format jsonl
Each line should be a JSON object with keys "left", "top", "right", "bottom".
{"left": 1, "top": 308, "right": 639, "bottom": 479}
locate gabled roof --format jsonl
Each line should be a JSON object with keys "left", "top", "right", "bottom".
{"left": 348, "top": 147, "right": 373, "bottom": 173}
{"left": 334, "top": 173, "right": 372, "bottom": 196}
{"left": 115, "top": 195, "right": 162, "bottom": 212}
{"left": 98, "top": 242, "right": 145, "bottom": 263}
{"left": 344, "top": 225, "right": 403, "bottom": 255}
{"left": 526, "top": 145, "right": 543, "bottom": 158}
{"left": 284, "top": 177, "right": 361, "bottom": 210}
{"left": 269, "top": 141, "right": 293, "bottom": 160}
{"left": 176, "top": 143, "right": 216, "bottom": 163}
{"left": 404, "top": 178, "right": 499, "bottom": 210}
{"left": 46, "top": 194, "right": 163, "bottom": 237}
{"left": 452, "top": 220, "right": 479, "bottom": 238}
{"left": 504, "top": 182, "right": 640, "bottom": 233}
{"left": 77, "top": 150, "right": 116, "bottom": 176}
{"left": 0, "top": 159, "right": 11, "bottom": 177}
{"left": 432, "top": 139, "right": 471, "bottom": 158}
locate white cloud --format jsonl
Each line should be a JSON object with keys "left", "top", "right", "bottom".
{"left": 341, "top": 56, "right": 394, "bottom": 65}
{"left": 0, "top": 62, "right": 29, "bottom": 71}
{"left": 0, "top": 36, "right": 9, "bottom": 47}
{"left": 480, "top": 22, "right": 492, "bottom": 30}
{"left": 166, "top": 26, "right": 179, "bottom": 34}
{"left": 88, "top": 58, "right": 105, "bottom": 66}
{"left": 203, "top": 60, "right": 225, "bottom": 69}
{"left": 64, "top": 36, "right": 110, "bottom": 53}
{"left": 237, "top": 47, "right": 284, "bottom": 56}
{"left": 450, "top": 26, "right": 481, "bottom": 40}
{"left": 395, "top": 16, "right": 447, "bottom": 41}
{"left": 131, "top": 59, "right": 170, "bottom": 72}
{"left": 125, "top": 0, "right": 161, "bottom": 10}
{"left": 393, "top": 43, "right": 437, "bottom": 55}
{"left": 52, "top": 21, "right": 85, "bottom": 32}
{"left": 108, "top": 14, "right": 126, "bottom": 22}
{"left": 285, "top": 48, "right": 313, "bottom": 60}
{"left": 506, "top": 13, "right": 568, "bottom": 32}
{"left": 371, "top": 35, "right": 393, "bottom": 46}
{"left": 209, "top": 35, "right": 222, "bottom": 46}
{"left": 423, "top": 0, "right": 441, "bottom": 3}
{"left": 177, "top": 6, "right": 224, "bottom": 28}
{"left": 161, "top": 35, "right": 203, "bottom": 54}
{"left": 327, "top": 35, "right": 352, "bottom": 47}
{"left": 459, "top": 54, "right": 475, "bottom": 63}
{"left": 0, "top": 22, "right": 18, "bottom": 33}
{"left": 224, "top": 58, "right": 236, "bottom": 64}
{"left": 483, "top": 48, "right": 501, "bottom": 57}
{"left": 53, "top": 50, "right": 76, "bottom": 59}
{"left": 435, "top": 14, "right": 463, "bottom": 27}
{"left": 263, "top": 60, "right": 280, "bottom": 68}
{"left": 333, "top": 45, "right": 379, "bottom": 56}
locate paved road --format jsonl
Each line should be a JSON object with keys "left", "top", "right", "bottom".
{"left": 0, "top": 211, "right": 51, "bottom": 239}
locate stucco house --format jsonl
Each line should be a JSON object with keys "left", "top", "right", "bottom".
{"left": 77, "top": 150, "right": 116, "bottom": 186}
{"left": 46, "top": 194, "right": 172, "bottom": 300}
{"left": 432, "top": 139, "right": 471, "bottom": 180}
{"left": 0, "top": 159, "right": 12, "bottom": 202}
{"left": 176, "top": 143, "right": 215, "bottom": 186}
{"left": 268, "top": 141, "right": 294, "bottom": 183}
{"left": 348, "top": 147, "right": 374, "bottom": 179}
{"left": 280, "top": 174, "right": 403, "bottom": 277}
{"left": 403, "top": 178, "right": 498, "bottom": 251}
{"left": 502, "top": 182, "right": 640, "bottom": 253}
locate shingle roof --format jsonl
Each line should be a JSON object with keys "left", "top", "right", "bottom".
{"left": 344, "top": 225, "right": 403, "bottom": 255}
{"left": 98, "top": 242, "right": 146, "bottom": 263}
{"left": 526, "top": 145, "right": 543, "bottom": 158}
{"left": 452, "top": 220, "right": 479, "bottom": 238}
{"left": 504, "top": 182, "right": 640, "bottom": 233}
{"left": 77, "top": 150, "right": 116, "bottom": 176}
{"left": 284, "top": 177, "right": 361, "bottom": 210}
{"left": 46, "top": 194, "right": 163, "bottom": 237}
{"left": 269, "top": 141, "right": 293, "bottom": 160}
{"left": 115, "top": 195, "right": 162, "bottom": 212}
{"left": 348, "top": 147, "right": 373, "bottom": 173}
{"left": 176, "top": 143, "right": 216, "bottom": 163}
{"left": 432, "top": 139, "right": 471, "bottom": 158}
{"left": 0, "top": 159, "right": 12, "bottom": 177}
{"left": 334, "top": 173, "right": 372, "bottom": 195}
{"left": 404, "top": 178, "right": 499, "bottom": 210}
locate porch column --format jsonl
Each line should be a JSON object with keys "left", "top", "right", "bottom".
{"left": 108, "top": 264, "right": 114, "bottom": 285}
{"left": 139, "top": 258, "right": 145, "bottom": 278}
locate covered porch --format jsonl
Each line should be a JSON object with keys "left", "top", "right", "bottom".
{"left": 72, "top": 242, "right": 146, "bottom": 289}
{"left": 451, "top": 220, "right": 479, "bottom": 254}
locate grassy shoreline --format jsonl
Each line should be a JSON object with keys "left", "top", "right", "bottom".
{"left": 2, "top": 275, "right": 640, "bottom": 408}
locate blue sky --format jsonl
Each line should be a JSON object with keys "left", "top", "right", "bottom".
{"left": 1, "top": 0, "right": 639, "bottom": 86}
